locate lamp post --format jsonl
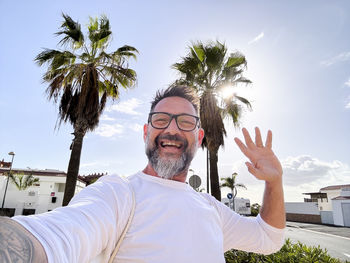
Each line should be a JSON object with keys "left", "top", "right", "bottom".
{"left": 1, "top": 151, "right": 15, "bottom": 209}
{"left": 231, "top": 172, "right": 238, "bottom": 212}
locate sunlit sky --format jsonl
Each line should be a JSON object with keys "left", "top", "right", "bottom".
{"left": 1, "top": 0, "right": 349, "bottom": 204}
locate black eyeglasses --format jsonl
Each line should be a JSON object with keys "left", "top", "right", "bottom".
{"left": 148, "top": 112, "right": 200, "bottom": 131}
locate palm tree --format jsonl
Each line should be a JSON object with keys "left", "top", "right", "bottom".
{"left": 220, "top": 172, "right": 247, "bottom": 210}
{"left": 172, "top": 40, "right": 251, "bottom": 201}
{"left": 9, "top": 173, "right": 40, "bottom": 191}
{"left": 35, "top": 14, "right": 138, "bottom": 205}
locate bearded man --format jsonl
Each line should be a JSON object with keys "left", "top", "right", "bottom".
{"left": 0, "top": 86, "right": 285, "bottom": 263}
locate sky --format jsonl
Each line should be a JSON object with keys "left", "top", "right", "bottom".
{"left": 1, "top": 0, "right": 349, "bottom": 204}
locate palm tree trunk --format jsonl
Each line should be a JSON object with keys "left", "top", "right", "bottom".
{"left": 209, "top": 149, "right": 221, "bottom": 201}
{"left": 62, "top": 127, "right": 85, "bottom": 206}
{"left": 206, "top": 148, "right": 210, "bottom": 194}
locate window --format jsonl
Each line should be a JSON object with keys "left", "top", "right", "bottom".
{"left": 22, "top": 209, "right": 36, "bottom": 216}
{"left": 58, "top": 183, "right": 65, "bottom": 192}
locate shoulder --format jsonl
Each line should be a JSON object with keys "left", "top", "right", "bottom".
{"left": 199, "top": 192, "right": 221, "bottom": 206}
{"left": 69, "top": 174, "right": 134, "bottom": 206}
{"left": 198, "top": 193, "right": 237, "bottom": 217}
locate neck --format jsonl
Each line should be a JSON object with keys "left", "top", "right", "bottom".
{"left": 142, "top": 163, "right": 188, "bottom": 183}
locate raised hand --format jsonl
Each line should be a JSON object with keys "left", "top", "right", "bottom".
{"left": 234, "top": 127, "right": 283, "bottom": 184}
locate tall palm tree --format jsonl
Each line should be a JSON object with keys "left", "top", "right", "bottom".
{"left": 35, "top": 14, "right": 138, "bottom": 205}
{"left": 172, "top": 40, "right": 251, "bottom": 201}
{"left": 9, "top": 173, "right": 40, "bottom": 191}
{"left": 220, "top": 172, "right": 247, "bottom": 210}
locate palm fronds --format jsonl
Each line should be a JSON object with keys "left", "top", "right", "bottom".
{"left": 35, "top": 13, "right": 138, "bottom": 205}
{"left": 9, "top": 173, "right": 39, "bottom": 191}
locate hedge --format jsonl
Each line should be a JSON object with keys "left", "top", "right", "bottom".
{"left": 225, "top": 239, "right": 349, "bottom": 263}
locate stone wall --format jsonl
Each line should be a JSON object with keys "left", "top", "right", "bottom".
{"left": 286, "top": 213, "right": 322, "bottom": 224}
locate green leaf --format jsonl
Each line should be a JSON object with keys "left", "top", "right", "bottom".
{"left": 225, "top": 56, "right": 245, "bottom": 68}
{"left": 193, "top": 45, "right": 205, "bottom": 62}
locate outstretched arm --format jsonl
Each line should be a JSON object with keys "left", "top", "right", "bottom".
{"left": 0, "top": 217, "right": 48, "bottom": 263}
{"left": 234, "top": 127, "right": 285, "bottom": 229}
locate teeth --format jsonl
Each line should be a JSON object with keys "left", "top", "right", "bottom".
{"left": 161, "top": 141, "right": 181, "bottom": 148}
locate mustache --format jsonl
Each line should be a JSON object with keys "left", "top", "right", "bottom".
{"left": 155, "top": 133, "right": 188, "bottom": 148}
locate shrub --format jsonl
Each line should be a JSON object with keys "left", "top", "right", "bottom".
{"left": 224, "top": 239, "right": 349, "bottom": 263}
{"left": 250, "top": 203, "right": 260, "bottom": 217}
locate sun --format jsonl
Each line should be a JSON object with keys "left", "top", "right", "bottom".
{"left": 220, "top": 85, "right": 235, "bottom": 99}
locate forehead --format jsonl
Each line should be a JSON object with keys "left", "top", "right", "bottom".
{"left": 153, "top": 96, "right": 197, "bottom": 115}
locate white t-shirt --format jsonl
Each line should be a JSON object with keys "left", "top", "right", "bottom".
{"left": 13, "top": 172, "right": 285, "bottom": 263}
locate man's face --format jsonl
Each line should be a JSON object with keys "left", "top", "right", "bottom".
{"left": 144, "top": 96, "right": 204, "bottom": 179}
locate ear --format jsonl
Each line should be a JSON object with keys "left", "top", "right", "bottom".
{"left": 197, "top": 128, "right": 205, "bottom": 147}
{"left": 143, "top": 124, "right": 148, "bottom": 142}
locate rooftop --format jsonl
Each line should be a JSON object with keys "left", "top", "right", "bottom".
{"left": 332, "top": 196, "right": 350, "bottom": 200}
{"left": 0, "top": 167, "right": 66, "bottom": 176}
{"left": 320, "top": 184, "right": 350, "bottom": 191}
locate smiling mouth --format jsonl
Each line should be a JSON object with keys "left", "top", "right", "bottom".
{"left": 160, "top": 140, "right": 183, "bottom": 149}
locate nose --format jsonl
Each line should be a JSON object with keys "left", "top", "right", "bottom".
{"left": 164, "top": 117, "right": 180, "bottom": 133}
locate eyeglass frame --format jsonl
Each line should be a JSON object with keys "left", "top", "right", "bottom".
{"left": 148, "top": 112, "right": 200, "bottom": 131}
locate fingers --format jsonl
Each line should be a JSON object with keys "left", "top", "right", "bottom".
{"left": 255, "top": 127, "right": 263, "bottom": 147}
{"left": 265, "top": 130, "right": 272, "bottom": 149}
{"left": 242, "top": 128, "right": 255, "bottom": 149}
{"left": 234, "top": 137, "right": 250, "bottom": 158}
{"left": 235, "top": 127, "right": 273, "bottom": 156}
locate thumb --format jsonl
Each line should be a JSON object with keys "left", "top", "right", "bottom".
{"left": 245, "top": 162, "right": 264, "bottom": 180}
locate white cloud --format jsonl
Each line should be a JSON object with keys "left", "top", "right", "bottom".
{"left": 321, "top": 51, "right": 350, "bottom": 66}
{"left": 248, "top": 32, "right": 264, "bottom": 45}
{"left": 106, "top": 98, "right": 143, "bottom": 115}
{"left": 128, "top": 123, "right": 143, "bottom": 132}
{"left": 218, "top": 155, "right": 350, "bottom": 203}
{"left": 94, "top": 123, "right": 124, "bottom": 137}
{"left": 100, "top": 114, "right": 115, "bottom": 121}
{"left": 94, "top": 122, "right": 144, "bottom": 137}
{"left": 282, "top": 155, "right": 350, "bottom": 186}
{"left": 345, "top": 78, "right": 350, "bottom": 87}
{"left": 346, "top": 101, "right": 350, "bottom": 109}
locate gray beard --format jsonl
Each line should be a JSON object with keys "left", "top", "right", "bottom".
{"left": 145, "top": 134, "right": 197, "bottom": 179}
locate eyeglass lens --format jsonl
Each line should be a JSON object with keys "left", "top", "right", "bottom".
{"left": 151, "top": 113, "right": 197, "bottom": 131}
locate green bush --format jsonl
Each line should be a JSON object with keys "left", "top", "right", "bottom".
{"left": 224, "top": 239, "right": 349, "bottom": 263}
{"left": 250, "top": 203, "right": 260, "bottom": 217}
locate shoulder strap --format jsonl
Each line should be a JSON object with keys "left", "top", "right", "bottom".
{"left": 108, "top": 180, "right": 136, "bottom": 263}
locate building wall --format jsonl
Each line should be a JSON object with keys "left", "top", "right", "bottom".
{"left": 221, "top": 197, "right": 251, "bottom": 215}
{"left": 286, "top": 213, "right": 322, "bottom": 224}
{"left": 319, "top": 189, "right": 341, "bottom": 211}
{"left": 332, "top": 199, "right": 350, "bottom": 227}
{"left": 285, "top": 202, "right": 321, "bottom": 223}
{"left": 285, "top": 202, "right": 320, "bottom": 215}
{"left": 1, "top": 173, "right": 85, "bottom": 216}
{"left": 320, "top": 211, "right": 334, "bottom": 225}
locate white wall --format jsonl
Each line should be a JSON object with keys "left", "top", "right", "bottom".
{"left": 222, "top": 197, "right": 251, "bottom": 215}
{"left": 1, "top": 173, "right": 86, "bottom": 216}
{"left": 285, "top": 202, "right": 320, "bottom": 215}
{"left": 319, "top": 189, "right": 341, "bottom": 211}
{"left": 332, "top": 200, "right": 344, "bottom": 226}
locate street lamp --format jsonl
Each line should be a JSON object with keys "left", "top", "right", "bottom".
{"left": 1, "top": 151, "right": 15, "bottom": 209}
{"left": 231, "top": 172, "right": 238, "bottom": 211}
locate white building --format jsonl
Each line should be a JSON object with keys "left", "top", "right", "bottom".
{"left": 332, "top": 187, "right": 350, "bottom": 227}
{"left": 0, "top": 168, "right": 86, "bottom": 216}
{"left": 285, "top": 184, "right": 350, "bottom": 226}
{"left": 222, "top": 197, "right": 251, "bottom": 215}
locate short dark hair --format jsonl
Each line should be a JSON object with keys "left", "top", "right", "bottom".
{"left": 150, "top": 85, "right": 199, "bottom": 114}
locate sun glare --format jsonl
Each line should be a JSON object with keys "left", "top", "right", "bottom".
{"left": 220, "top": 83, "right": 254, "bottom": 102}
{"left": 221, "top": 85, "right": 235, "bottom": 99}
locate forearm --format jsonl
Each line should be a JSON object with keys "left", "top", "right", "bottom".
{"left": 259, "top": 179, "right": 286, "bottom": 229}
{"left": 0, "top": 217, "right": 48, "bottom": 263}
